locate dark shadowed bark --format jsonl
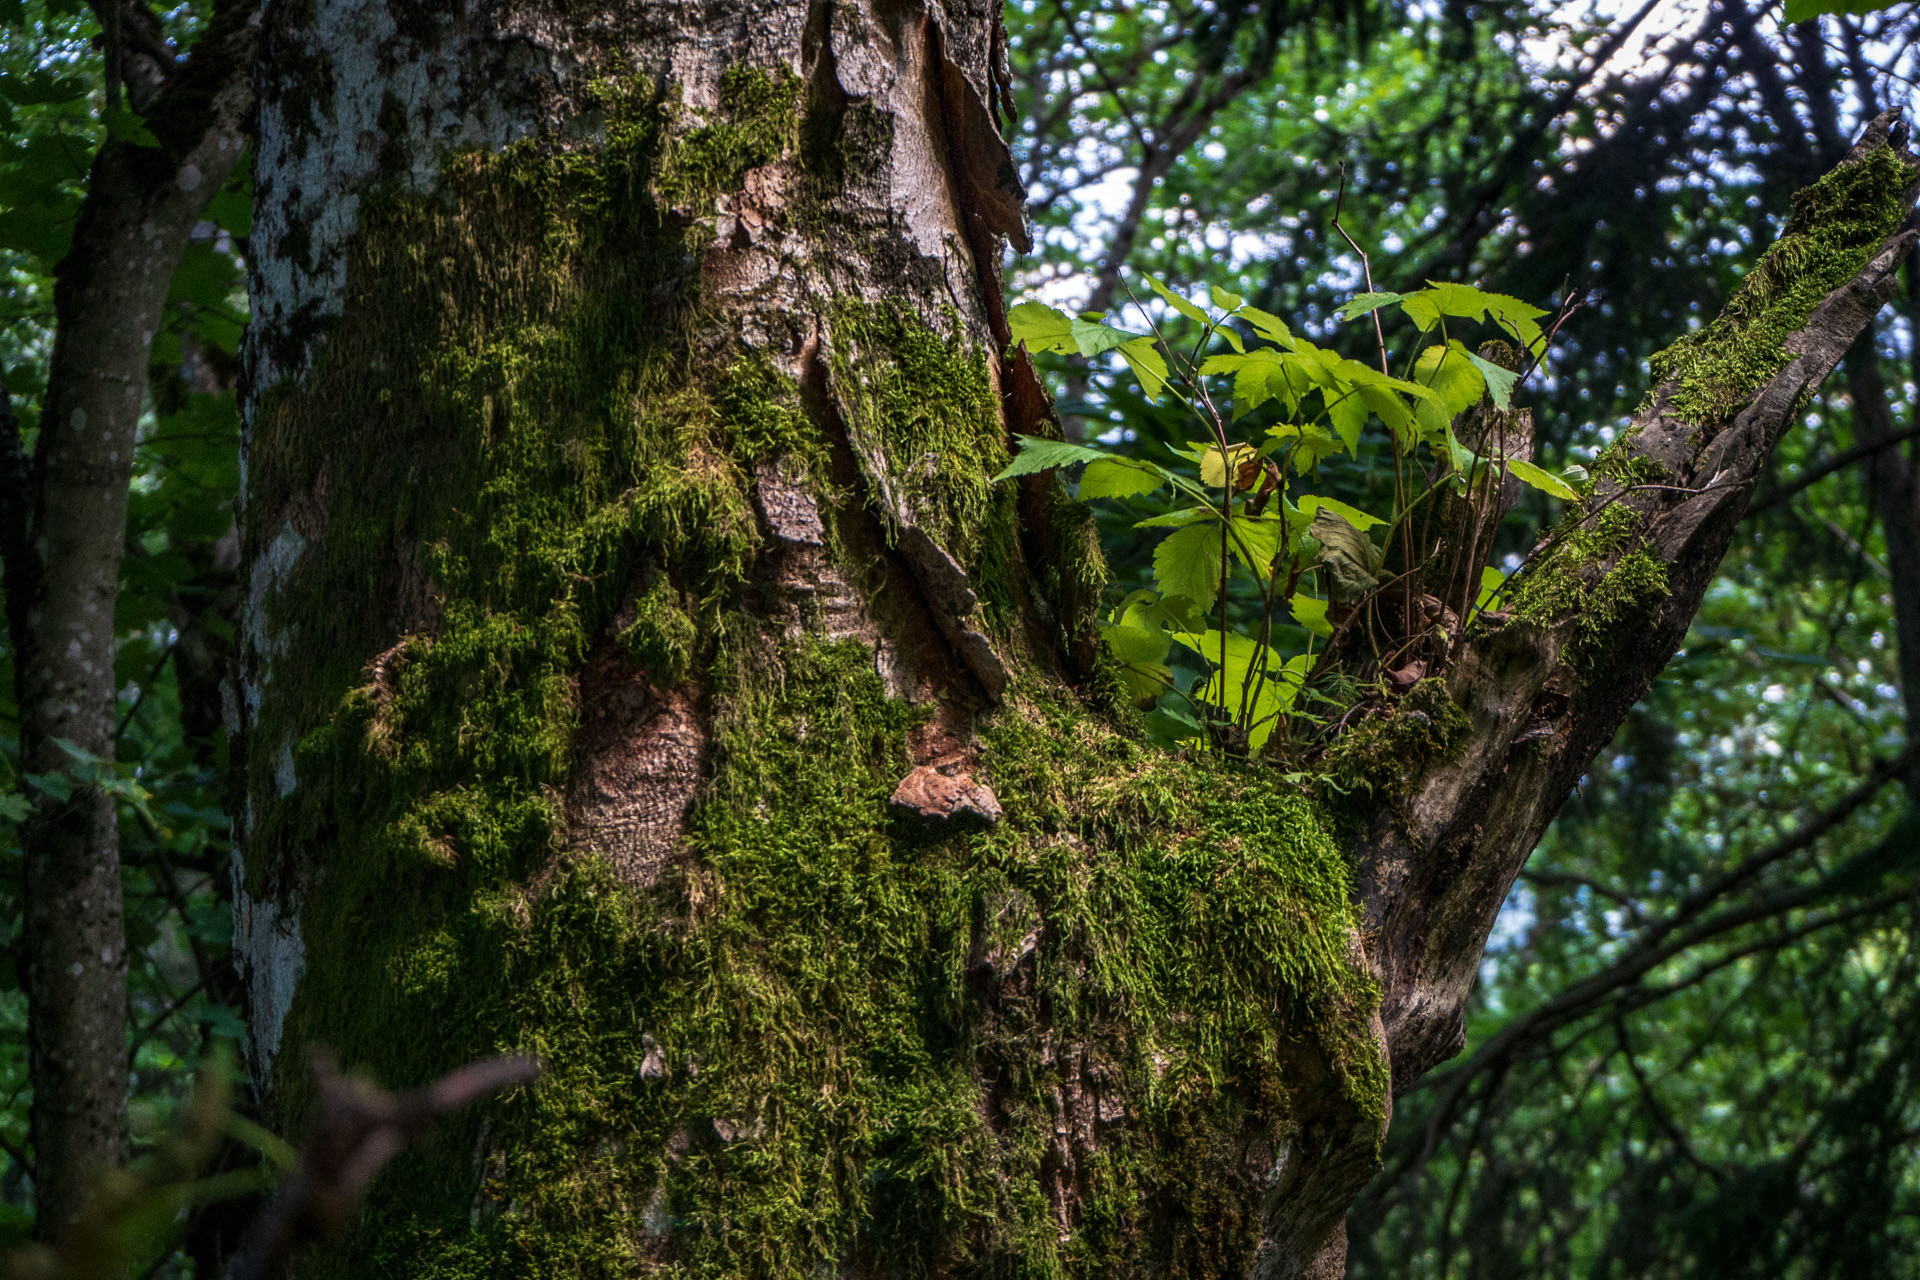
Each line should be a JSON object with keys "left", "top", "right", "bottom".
{"left": 0, "top": 1, "right": 257, "bottom": 1236}
{"left": 1846, "top": 331, "right": 1920, "bottom": 790}
{"left": 232, "top": 0, "right": 1917, "bottom": 1272}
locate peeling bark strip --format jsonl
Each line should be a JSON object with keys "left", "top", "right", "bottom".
{"left": 1, "top": 0, "right": 257, "bottom": 1236}
{"left": 236, "top": 3, "right": 1914, "bottom": 1275}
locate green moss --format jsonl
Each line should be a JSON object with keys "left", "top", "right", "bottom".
{"left": 828, "top": 300, "right": 1020, "bottom": 615}
{"left": 714, "top": 355, "right": 817, "bottom": 465}
{"left": 1037, "top": 484, "right": 1108, "bottom": 656}
{"left": 1318, "top": 678, "right": 1470, "bottom": 799}
{"left": 1645, "top": 140, "right": 1914, "bottom": 424}
{"left": 1506, "top": 505, "right": 1671, "bottom": 666}
{"left": 619, "top": 577, "right": 697, "bottom": 684}
{"left": 1589, "top": 446, "right": 1671, "bottom": 488}
{"left": 284, "top": 639, "right": 1382, "bottom": 1280}
{"left": 656, "top": 66, "right": 802, "bottom": 211}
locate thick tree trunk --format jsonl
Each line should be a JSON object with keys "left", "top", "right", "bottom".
{"left": 234, "top": 0, "right": 1917, "bottom": 1272}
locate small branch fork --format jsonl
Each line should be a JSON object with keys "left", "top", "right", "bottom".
{"left": 228, "top": 1052, "right": 541, "bottom": 1280}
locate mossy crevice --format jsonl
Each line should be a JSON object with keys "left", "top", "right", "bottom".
{"left": 1317, "top": 678, "right": 1471, "bottom": 801}
{"left": 1587, "top": 445, "right": 1671, "bottom": 489}
{"left": 827, "top": 299, "right": 1021, "bottom": 622}
{"left": 656, "top": 65, "right": 803, "bottom": 213}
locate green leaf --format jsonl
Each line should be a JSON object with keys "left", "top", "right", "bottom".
{"left": 1239, "top": 306, "right": 1294, "bottom": 347}
{"left": 1401, "top": 281, "right": 1496, "bottom": 330}
{"left": 1071, "top": 316, "right": 1137, "bottom": 358}
{"left": 1268, "top": 420, "right": 1344, "bottom": 471}
{"left": 1171, "top": 626, "right": 1274, "bottom": 672}
{"left": 0, "top": 68, "right": 89, "bottom": 106}
{"left": 1146, "top": 275, "right": 1210, "bottom": 326}
{"left": 1105, "top": 593, "right": 1177, "bottom": 668}
{"left": 51, "top": 736, "right": 105, "bottom": 768}
{"left": 1290, "top": 593, "right": 1333, "bottom": 637}
{"left": 1477, "top": 565, "right": 1509, "bottom": 612}
{"left": 18, "top": 133, "right": 88, "bottom": 185}
{"left": 1506, "top": 457, "right": 1578, "bottom": 501}
{"left": 1404, "top": 284, "right": 1551, "bottom": 355}
{"left": 1339, "top": 291, "right": 1404, "bottom": 320}
{"left": 1008, "top": 301, "right": 1075, "bottom": 353}
{"left": 1120, "top": 663, "right": 1173, "bottom": 703}
{"left": 1355, "top": 383, "right": 1414, "bottom": 446}
{"left": 1413, "top": 341, "right": 1486, "bottom": 436}
{"left": 1226, "top": 513, "right": 1289, "bottom": 575}
{"left": 1783, "top": 0, "right": 1891, "bottom": 17}
{"left": 206, "top": 176, "right": 253, "bottom": 236}
{"left": 1209, "top": 348, "right": 1278, "bottom": 417}
{"left": 1481, "top": 292, "right": 1549, "bottom": 357}
{"left": 1105, "top": 620, "right": 1171, "bottom": 666}
{"left": 1174, "top": 631, "right": 1304, "bottom": 749}
{"left": 0, "top": 204, "right": 73, "bottom": 263}
{"left": 26, "top": 772, "right": 72, "bottom": 803}
{"left": 1078, "top": 457, "right": 1167, "bottom": 499}
{"left": 1442, "top": 424, "right": 1481, "bottom": 476}
{"left": 101, "top": 106, "right": 160, "bottom": 147}
{"left": 991, "top": 435, "right": 1108, "bottom": 482}
{"left": 169, "top": 240, "right": 243, "bottom": 309}
{"left": 1153, "top": 523, "right": 1225, "bottom": 611}
{"left": 1297, "top": 494, "right": 1387, "bottom": 530}
{"left": 1261, "top": 356, "right": 1311, "bottom": 416}
{"left": 1117, "top": 335, "right": 1169, "bottom": 399}
{"left": 1466, "top": 349, "right": 1520, "bottom": 408}
{"left": 1134, "top": 506, "right": 1213, "bottom": 529}
{"left": 1325, "top": 389, "right": 1367, "bottom": 453}
{"left": 1199, "top": 353, "right": 1249, "bottom": 376}
{"left": 1209, "top": 283, "right": 1244, "bottom": 311}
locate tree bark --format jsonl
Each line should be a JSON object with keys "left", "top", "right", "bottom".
{"left": 1845, "top": 342, "right": 1920, "bottom": 790}
{"left": 233, "top": 0, "right": 1917, "bottom": 1270}
{"left": 0, "top": 2, "right": 256, "bottom": 1236}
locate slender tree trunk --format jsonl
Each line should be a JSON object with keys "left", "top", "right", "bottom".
{"left": 1845, "top": 344, "right": 1920, "bottom": 790}
{"left": 0, "top": 4, "right": 256, "bottom": 1235}
{"left": 234, "top": 0, "right": 1917, "bottom": 1270}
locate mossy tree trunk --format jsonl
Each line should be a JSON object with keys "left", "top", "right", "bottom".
{"left": 233, "top": 0, "right": 1918, "bottom": 1271}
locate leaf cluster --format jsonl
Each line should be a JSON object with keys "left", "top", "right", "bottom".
{"left": 998, "top": 274, "right": 1578, "bottom": 754}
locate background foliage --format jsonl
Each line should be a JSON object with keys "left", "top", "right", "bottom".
{"left": 1004, "top": 0, "right": 1920, "bottom": 1273}
{"left": 0, "top": 0, "right": 1915, "bottom": 1273}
